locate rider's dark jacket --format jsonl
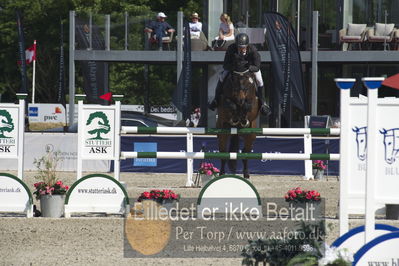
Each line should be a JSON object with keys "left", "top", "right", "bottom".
{"left": 223, "top": 43, "right": 261, "bottom": 73}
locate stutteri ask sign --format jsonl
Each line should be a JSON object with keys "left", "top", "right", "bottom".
{"left": 0, "top": 106, "right": 19, "bottom": 158}
{"left": 81, "top": 109, "right": 115, "bottom": 160}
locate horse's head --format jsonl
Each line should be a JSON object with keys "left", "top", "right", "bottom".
{"left": 223, "top": 70, "right": 257, "bottom": 127}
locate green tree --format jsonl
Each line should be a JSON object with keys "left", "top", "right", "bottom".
{"left": 0, "top": 0, "right": 204, "bottom": 107}
{"left": 0, "top": 109, "right": 15, "bottom": 138}
{"left": 86, "top": 111, "right": 110, "bottom": 139}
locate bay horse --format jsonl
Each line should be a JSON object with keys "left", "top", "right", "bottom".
{"left": 216, "top": 70, "right": 260, "bottom": 179}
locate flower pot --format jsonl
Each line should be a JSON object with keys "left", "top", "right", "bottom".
{"left": 200, "top": 174, "right": 213, "bottom": 187}
{"left": 40, "top": 194, "right": 65, "bottom": 218}
{"left": 386, "top": 204, "right": 399, "bottom": 220}
{"left": 312, "top": 169, "right": 324, "bottom": 180}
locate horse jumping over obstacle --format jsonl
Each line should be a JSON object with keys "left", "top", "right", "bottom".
{"left": 216, "top": 70, "right": 260, "bottom": 179}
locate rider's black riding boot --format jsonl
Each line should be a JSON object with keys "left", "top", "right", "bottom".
{"left": 209, "top": 80, "right": 223, "bottom": 111}
{"left": 256, "top": 86, "right": 271, "bottom": 116}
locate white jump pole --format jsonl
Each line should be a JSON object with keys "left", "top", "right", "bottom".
{"left": 76, "top": 94, "right": 85, "bottom": 180}
{"left": 362, "top": 77, "right": 385, "bottom": 244}
{"left": 16, "top": 93, "right": 27, "bottom": 179}
{"left": 186, "top": 133, "right": 194, "bottom": 186}
{"left": 335, "top": 78, "right": 356, "bottom": 235}
{"left": 113, "top": 95, "right": 123, "bottom": 181}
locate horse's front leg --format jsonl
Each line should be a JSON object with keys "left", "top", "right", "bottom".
{"left": 242, "top": 133, "right": 256, "bottom": 179}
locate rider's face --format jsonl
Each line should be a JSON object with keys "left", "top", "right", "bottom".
{"left": 238, "top": 46, "right": 247, "bottom": 55}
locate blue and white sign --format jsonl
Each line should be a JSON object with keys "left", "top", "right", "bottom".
{"left": 331, "top": 224, "right": 399, "bottom": 256}
{"left": 354, "top": 231, "right": 399, "bottom": 265}
{"left": 133, "top": 142, "right": 157, "bottom": 167}
{"left": 28, "top": 106, "right": 38, "bottom": 117}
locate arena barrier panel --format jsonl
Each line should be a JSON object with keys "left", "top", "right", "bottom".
{"left": 0, "top": 94, "right": 33, "bottom": 217}
{"left": 336, "top": 77, "right": 399, "bottom": 257}
{"left": 0, "top": 93, "right": 27, "bottom": 179}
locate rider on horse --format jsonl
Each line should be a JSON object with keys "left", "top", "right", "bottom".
{"left": 208, "top": 33, "right": 270, "bottom": 115}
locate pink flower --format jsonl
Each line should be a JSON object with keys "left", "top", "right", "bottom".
{"left": 206, "top": 170, "right": 212, "bottom": 176}
{"left": 56, "top": 180, "right": 62, "bottom": 185}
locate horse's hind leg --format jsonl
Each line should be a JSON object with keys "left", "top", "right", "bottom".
{"left": 228, "top": 135, "right": 239, "bottom": 174}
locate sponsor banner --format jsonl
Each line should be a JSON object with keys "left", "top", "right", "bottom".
{"left": 354, "top": 232, "right": 399, "bottom": 265}
{"left": 65, "top": 174, "right": 128, "bottom": 216}
{"left": 0, "top": 173, "right": 32, "bottom": 214}
{"left": 124, "top": 197, "right": 325, "bottom": 258}
{"left": 0, "top": 133, "right": 109, "bottom": 171}
{"left": 331, "top": 224, "right": 399, "bottom": 257}
{"left": 133, "top": 142, "right": 157, "bottom": 167}
{"left": 263, "top": 12, "right": 307, "bottom": 123}
{"left": 173, "top": 20, "right": 192, "bottom": 120}
{"left": 81, "top": 109, "right": 115, "bottom": 160}
{"left": 16, "top": 11, "right": 28, "bottom": 94}
{"left": 149, "top": 105, "right": 177, "bottom": 113}
{"left": 0, "top": 107, "right": 19, "bottom": 157}
{"left": 28, "top": 104, "right": 66, "bottom": 124}
{"left": 116, "top": 136, "right": 339, "bottom": 175}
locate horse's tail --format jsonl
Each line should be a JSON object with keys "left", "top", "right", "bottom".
{"left": 228, "top": 135, "right": 239, "bottom": 172}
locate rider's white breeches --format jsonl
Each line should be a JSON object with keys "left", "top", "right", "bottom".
{"left": 219, "top": 70, "right": 264, "bottom": 87}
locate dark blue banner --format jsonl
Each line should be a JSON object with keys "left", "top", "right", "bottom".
{"left": 172, "top": 20, "right": 192, "bottom": 120}
{"left": 263, "top": 12, "right": 307, "bottom": 124}
{"left": 16, "top": 11, "right": 28, "bottom": 94}
{"left": 113, "top": 136, "right": 339, "bottom": 176}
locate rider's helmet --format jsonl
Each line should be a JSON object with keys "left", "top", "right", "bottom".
{"left": 235, "top": 33, "right": 249, "bottom": 48}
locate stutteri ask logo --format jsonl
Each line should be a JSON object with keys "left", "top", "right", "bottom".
{"left": 0, "top": 109, "right": 15, "bottom": 138}
{"left": 86, "top": 111, "right": 111, "bottom": 140}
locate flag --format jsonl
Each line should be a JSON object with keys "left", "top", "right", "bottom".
{"left": 382, "top": 73, "right": 399, "bottom": 90}
{"left": 99, "top": 92, "right": 112, "bottom": 101}
{"left": 57, "top": 21, "right": 66, "bottom": 107}
{"left": 16, "top": 11, "right": 28, "bottom": 93}
{"left": 173, "top": 19, "right": 192, "bottom": 120}
{"left": 25, "top": 43, "right": 36, "bottom": 64}
{"left": 263, "top": 12, "right": 307, "bottom": 126}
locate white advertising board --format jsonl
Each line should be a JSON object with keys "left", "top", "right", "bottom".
{"left": 0, "top": 133, "right": 110, "bottom": 172}
{"left": 81, "top": 108, "right": 116, "bottom": 160}
{"left": 354, "top": 232, "right": 399, "bottom": 265}
{"left": 28, "top": 104, "right": 66, "bottom": 124}
{"left": 331, "top": 224, "right": 399, "bottom": 256}
{"left": 0, "top": 106, "right": 19, "bottom": 158}
{"left": 64, "top": 174, "right": 129, "bottom": 217}
{"left": 197, "top": 175, "right": 261, "bottom": 218}
{"left": 0, "top": 173, "right": 33, "bottom": 217}
{"left": 374, "top": 97, "right": 399, "bottom": 204}
{"left": 346, "top": 95, "right": 368, "bottom": 214}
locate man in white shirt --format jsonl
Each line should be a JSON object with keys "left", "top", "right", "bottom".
{"left": 189, "top": 12, "right": 202, "bottom": 39}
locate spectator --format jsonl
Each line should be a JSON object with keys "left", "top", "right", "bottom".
{"left": 189, "top": 12, "right": 202, "bottom": 39}
{"left": 186, "top": 108, "right": 201, "bottom": 127}
{"left": 215, "top": 13, "right": 235, "bottom": 42}
{"left": 145, "top": 12, "right": 175, "bottom": 51}
{"left": 235, "top": 15, "right": 247, "bottom": 28}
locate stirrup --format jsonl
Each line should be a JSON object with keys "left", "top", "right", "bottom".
{"left": 260, "top": 103, "right": 271, "bottom": 116}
